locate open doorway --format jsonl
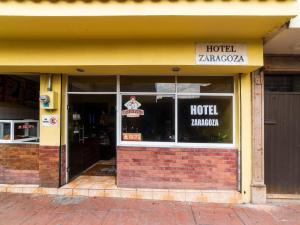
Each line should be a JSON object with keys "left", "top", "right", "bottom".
{"left": 68, "top": 94, "right": 116, "bottom": 181}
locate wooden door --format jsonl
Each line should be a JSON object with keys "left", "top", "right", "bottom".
{"left": 265, "top": 92, "right": 300, "bottom": 194}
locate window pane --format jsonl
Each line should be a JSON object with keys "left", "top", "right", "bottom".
{"left": 68, "top": 76, "right": 116, "bottom": 92}
{"left": 177, "top": 76, "right": 233, "bottom": 93}
{"left": 122, "top": 95, "right": 175, "bottom": 142}
{"left": 14, "top": 122, "right": 38, "bottom": 140}
{"left": 178, "top": 96, "right": 233, "bottom": 143}
{"left": 0, "top": 122, "right": 11, "bottom": 140}
{"left": 265, "top": 75, "right": 300, "bottom": 92}
{"left": 120, "top": 76, "right": 175, "bottom": 92}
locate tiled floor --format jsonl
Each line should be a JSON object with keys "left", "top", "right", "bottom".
{"left": 59, "top": 174, "right": 242, "bottom": 203}
{"left": 62, "top": 175, "right": 117, "bottom": 189}
{"left": 0, "top": 174, "right": 243, "bottom": 203}
{"left": 65, "top": 158, "right": 117, "bottom": 189}
{"left": 0, "top": 192, "right": 300, "bottom": 225}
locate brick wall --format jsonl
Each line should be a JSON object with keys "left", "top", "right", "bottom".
{"left": 60, "top": 145, "right": 66, "bottom": 186}
{"left": 39, "top": 145, "right": 60, "bottom": 187}
{"left": 117, "top": 146, "right": 238, "bottom": 190}
{"left": 0, "top": 144, "right": 39, "bottom": 184}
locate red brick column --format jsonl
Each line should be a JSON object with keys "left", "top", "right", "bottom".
{"left": 39, "top": 145, "right": 60, "bottom": 187}
{"left": 60, "top": 145, "right": 67, "bottom": 186}
{"left": 117, "top": 146, "right": 238, "bottom": 190}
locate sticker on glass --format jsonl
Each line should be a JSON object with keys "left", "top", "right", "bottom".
{"left": 122, "top": 96, "right": 144, "bottom": 118}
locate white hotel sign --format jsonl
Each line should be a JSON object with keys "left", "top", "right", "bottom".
{"left": 196, "top": 43, "right": 248, "bottom": 65}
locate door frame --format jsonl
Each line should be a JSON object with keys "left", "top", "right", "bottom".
{"left": 64, "top": 74, "right": 237, "bottom": 183}
{"left": 65, "top": 75, "right": 119, "bottom": 183}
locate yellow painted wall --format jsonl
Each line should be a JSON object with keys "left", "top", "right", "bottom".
{"left": 0, "top": 0, "right": 296, "bottom": 17}
{"left": 0, "top": 39, "right": 263, "bottom": 75}
{"left": 0, "top": 1, "right": 296, "bottom": 40}
{"left": 39, "top": 74, "right": 62, "bottom": 146}
{"left": 240, "top": 73, "right": 252, "bottom": 203}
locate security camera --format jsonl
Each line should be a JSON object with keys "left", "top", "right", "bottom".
{"left": 40, "top": 95, "right": 50, "bottom": 104}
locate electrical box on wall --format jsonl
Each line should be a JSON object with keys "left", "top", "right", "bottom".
{"left": 40, "top": 91, "right": 57, "bottom": 110}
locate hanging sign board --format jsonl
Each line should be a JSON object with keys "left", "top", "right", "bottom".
{"left": 196, "top": 43, "right": 248, "bottom": 65}
{"left": 42, "top": 115, "right": 59, "bottom": 127}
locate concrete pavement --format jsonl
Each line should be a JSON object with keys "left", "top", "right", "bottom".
{"left": 0, "top": 193, "right": 299, "bottom": 225}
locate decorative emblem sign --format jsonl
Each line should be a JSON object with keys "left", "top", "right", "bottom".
{"left": 122, "top": 96, "right": 144, "bottom": 118}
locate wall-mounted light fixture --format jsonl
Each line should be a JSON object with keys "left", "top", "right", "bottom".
{"left": 76, "top": 68, "right": 85, "bottom": 73}
{"left": 172, "top": 67, "right": 180, "bottom": 72}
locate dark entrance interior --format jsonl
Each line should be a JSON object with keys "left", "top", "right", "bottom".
{"left": 68, "top": 94, "right": 116, "bottom": 180}
{"left": 265, "top": 74, "right": 300, "bottom": 194}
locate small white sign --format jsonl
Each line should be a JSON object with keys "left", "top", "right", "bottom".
{"left": 196, "top": 43, "right": 248, "bottom": 65}
{"left": 42, "top": 115, "right": 59, "bottom": 127}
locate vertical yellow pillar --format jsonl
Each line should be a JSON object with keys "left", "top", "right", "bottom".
{"left": 40, "top": 74, "right": 62, "bottom": 146}
{"left": 240, "top": 73, "right": 252, "bottom": 203}
{"left": 39, "top": 74, "right": 62, "bottom": 187}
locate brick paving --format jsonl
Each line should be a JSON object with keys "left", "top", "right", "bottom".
{"left": 0, "top": 193, "right": 300, "bottom": 225}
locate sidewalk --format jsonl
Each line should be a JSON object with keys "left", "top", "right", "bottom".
{"left": 0, "top": 193, "right": 299, "bottom": 225}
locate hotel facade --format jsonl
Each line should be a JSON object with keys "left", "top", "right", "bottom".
{"left": 0, "top": 0, "right": 297, "bottom": 203}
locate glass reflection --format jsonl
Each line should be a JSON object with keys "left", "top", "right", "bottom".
{"left": 122, "top": 95, "right": 175, "bottom": 142}
{"left": 177, "top": 76, "right": 233, "bottom": 93}
{"left": 120, "top": 76, "right": 175, "bottom": 92}
{"left": 177, "top": 83, "right": 211, "bottom": 93}
{"left": 68, "top": 76, "right": 116, "bottom": 92}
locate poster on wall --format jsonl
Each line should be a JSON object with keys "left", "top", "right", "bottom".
{"left": 41, "top": 115, "right": 59, "bottom": 127}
